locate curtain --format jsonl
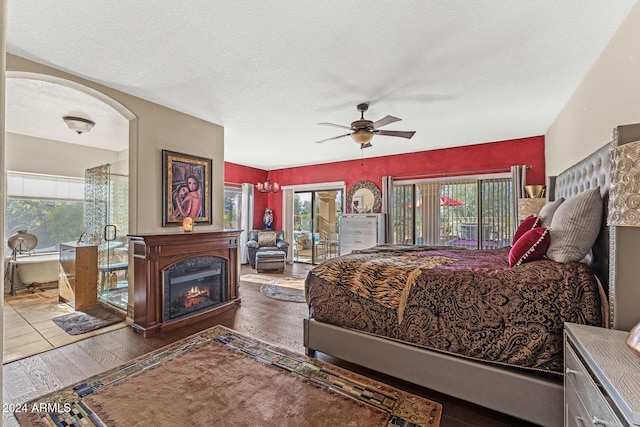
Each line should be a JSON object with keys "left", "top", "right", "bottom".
{"left": 511, "top": 165, "right": 527, "bottom": 231}
{"left": 381, "top": 176, "right": 393, "bottom": 243}
{"left": 240, "top": 183, "right": 254, "bottom": 264}
{"left": 281, "top": 188, "right": 294, "bottom": 263}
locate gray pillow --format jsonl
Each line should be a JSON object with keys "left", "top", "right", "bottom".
{"left": 546, "top": 187, "right": 602, "bottom": 263}
{"left": 538, "top": 198, "right": 564, "bottom": 227}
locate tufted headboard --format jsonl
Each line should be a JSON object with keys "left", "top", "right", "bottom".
{"left": 548, "top": 123, "right": 640, "bottom": 330}
{"left": 548, "top": 141, "right": 613, "bottom": 296}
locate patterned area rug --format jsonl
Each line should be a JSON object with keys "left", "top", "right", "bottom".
{"left": 260, "top": 276, "right": 306, "bottom": 303}
{"left": 52, "top": 306, "right": 126, "bottom": 335}
{"left": 15, "top": 325, "right": 442, "bottom": 427}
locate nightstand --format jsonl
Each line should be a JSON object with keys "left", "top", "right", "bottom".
{"left": 565, "top": 323, "right": 640, "bottom": 426}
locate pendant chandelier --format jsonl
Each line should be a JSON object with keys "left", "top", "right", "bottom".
{"left": 256, "top": 176, "right": 279, "bottom": 193}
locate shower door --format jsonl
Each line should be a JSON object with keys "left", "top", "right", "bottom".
{"left": 85, "top": 164, "right": 129, "bottom": 310}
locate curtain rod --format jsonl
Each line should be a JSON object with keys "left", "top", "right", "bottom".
{"left": 224, "top": 181, "right": 243, "bottom": 187}
{"left": 392, "top": 165, "right": 532, "bottom": 181}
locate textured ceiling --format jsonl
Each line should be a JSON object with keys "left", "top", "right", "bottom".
{"left": 6, "top": 1, "right": 638, "bottom": 169}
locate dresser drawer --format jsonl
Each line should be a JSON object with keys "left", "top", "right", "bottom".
{"left": 340, "top": 217, "right": 377, "bottom": 229}
{"left": 566, "top": 379, "right": 593, "bottom": 427}
{"left": 565, "top": 344, "right": 621, "bottom": 426}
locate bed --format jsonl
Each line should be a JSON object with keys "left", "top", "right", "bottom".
{"left": 303, "top": 123, "right": 640, "bottom": 427}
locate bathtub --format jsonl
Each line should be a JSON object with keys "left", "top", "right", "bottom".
{"left": 8, "top": 253, "right": 60, "bottom": 292}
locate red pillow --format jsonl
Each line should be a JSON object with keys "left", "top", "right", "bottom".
{"left": 509, "top": 227, "right": 550, "bottom": 267}
{"left": 511, "top": 215, "right": 541, "bottom": 245}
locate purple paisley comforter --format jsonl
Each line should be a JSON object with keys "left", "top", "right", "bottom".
{"left": 305, "top": 245, "right": 603, "bottom": 374}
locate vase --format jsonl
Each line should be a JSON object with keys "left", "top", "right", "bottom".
{"left": 263, "top": 208, "right": 274, "bottom": 229}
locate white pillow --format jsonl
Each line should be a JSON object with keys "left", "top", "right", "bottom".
{"left": 546, "top": 187, "right": 602, "bottom": 263}
{"left": 538, "top": 198, "right": 564, "bottom": 227}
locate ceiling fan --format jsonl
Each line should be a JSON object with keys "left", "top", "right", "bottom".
{"left": 315, "top": 103, "right": 416, "bottom": 149}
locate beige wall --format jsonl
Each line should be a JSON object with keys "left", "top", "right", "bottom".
{"left": 1, "top": 0, "right": 7, "bottom": 389}
{"left": 545, "top": 1, "right": 640, "bottom": 176}
{"left": 6, "top": 132, "right": 124, "bottom": 177}
{"left": 7, "top": 54, "right": 225, "bottom": 234}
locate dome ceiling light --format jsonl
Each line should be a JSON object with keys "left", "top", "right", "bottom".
{"left": 63, "top": 116, "right": 96, "bottom": 134}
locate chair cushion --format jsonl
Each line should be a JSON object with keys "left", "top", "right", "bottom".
{"left": 257, "top": 231, "right": 277, "bottom": 247}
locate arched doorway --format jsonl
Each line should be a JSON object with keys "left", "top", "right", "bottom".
{"left": 5, "top": 73, "right": 135, "bottom": 311}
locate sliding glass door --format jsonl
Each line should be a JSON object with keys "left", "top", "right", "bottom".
{"left": 293, "top": 189, "right": 342, "bottom": 264}
{"left": 392, "top": 176, "right": 513, "bottom": 249}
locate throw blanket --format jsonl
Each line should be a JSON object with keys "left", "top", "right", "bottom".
{"left": 306, "top": 245, "right": 603, "bottom": 374}
{"left": 311, "top": 250, "right": 456, "bottom": 323}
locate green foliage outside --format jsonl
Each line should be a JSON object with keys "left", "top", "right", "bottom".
{"left": 6, "top": 199, "right": 84, "bottom": 253}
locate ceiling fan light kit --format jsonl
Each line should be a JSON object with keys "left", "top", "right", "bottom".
{"left": 351, "top": 129, "right": 374, "bottom": 145}
{"left": 63, "top": 115, "right": 96, "bottom": 134}
{"left": 316, "top": 103, "right": 415, "bottom": 148}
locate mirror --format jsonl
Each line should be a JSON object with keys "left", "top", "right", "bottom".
{"left": 346, "top": 180, "right": 382, "bottom": 213}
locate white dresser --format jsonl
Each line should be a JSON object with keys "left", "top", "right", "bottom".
{"left": 338, "top": 213, "right": 385, "bottom": 256}
{"left": 564, "top": 323, "right": 640, "bottom": 426}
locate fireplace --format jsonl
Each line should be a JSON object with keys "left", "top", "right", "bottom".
{"left": 129, "top": 230, "right": 241, "bottom": 337}
{"left": 164, "top": 257, "right": 225, "bottom": 321}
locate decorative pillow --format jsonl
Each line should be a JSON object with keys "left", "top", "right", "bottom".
{"left": 257, "top": 231, "right": 277, "bottom": 247}
{"left": 538, "top": 198, "right": 564, "bottom": 227}
{"left": 546, "top": 187, "right": 602, "bottom": 263}
{"left": 512, "top": 215, "right": 541, "bottom": 245}
{"left": 509, "top": 227, "right": 550, "bottom": 267}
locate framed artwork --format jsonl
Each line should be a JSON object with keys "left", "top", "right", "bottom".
{"left": 162, "top": 150, "right": 212, "bottom": 226}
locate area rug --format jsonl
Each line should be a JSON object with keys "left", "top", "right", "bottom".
{"left": 15, "top": 325, "right": 442, "bottom": 427}
{"left": 240, "top": 273, "right": 283, "bottom": 284}
{"left": 52, "top": 306, "right": 126, "bottom": 336}
{"left": 260, "top": 276, "right": 306, "bottom": 303}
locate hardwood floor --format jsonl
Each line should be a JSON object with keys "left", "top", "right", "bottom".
{"left": 3, "top": 263, "right": 537, "bottom": 427}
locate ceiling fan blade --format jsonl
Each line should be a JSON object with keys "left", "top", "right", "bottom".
{"left": 375, "top": 130, "right": 416, "bottom": 139}
{"left": 360, "top": 142, "right": 373, "bottom": 149}
{"left": 315, "top": 133, "right": 352, "bottom": 143}
{"left": 371, "top": 115, "right": 401, "bottom": 129}
{"left": 318, "top": 122, "right": 352, "bottom": 130}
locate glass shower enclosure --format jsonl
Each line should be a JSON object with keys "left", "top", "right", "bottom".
{"left": 85, "top": 164, "right": 129, "bottom": 311}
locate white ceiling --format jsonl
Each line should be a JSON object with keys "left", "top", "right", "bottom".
{"left": 6, "top": 1, "right": 638, "bottom": 169}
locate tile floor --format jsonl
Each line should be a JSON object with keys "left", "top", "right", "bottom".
{"left": 3, "top": 287, "right": 128, "bottom": 364}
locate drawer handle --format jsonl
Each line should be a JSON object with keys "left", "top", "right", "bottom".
{"left": 565, "top": 368, "right": 580, "bottom": 376}
{"left": 591, "top": 416, "right": 607, "bottom": 426}
{"left": 575, "top": 417, "right": 586, "bottom": 427}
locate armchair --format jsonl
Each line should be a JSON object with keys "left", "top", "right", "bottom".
{"left": 246, "top": 230, "right": 290, "bottom": 268}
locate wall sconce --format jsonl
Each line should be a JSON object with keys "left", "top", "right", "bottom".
{"left": 256, "top": 177, "right": 279, "bottom": 193}
{"left": 182, "top": 217, "right": 193, "bottom": 232}
{"left": 607, "top": 140, "right": 640, "bottom": 356}
{"left": 63, "top": 116, "right": 96, "bottom": 134}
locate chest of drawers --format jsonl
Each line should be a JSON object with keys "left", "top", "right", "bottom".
{"left": 565, "top": 323, "right": 640, "bottom": 426}
{"left": 338, "top": 214, "right": 385, "bottom": 256}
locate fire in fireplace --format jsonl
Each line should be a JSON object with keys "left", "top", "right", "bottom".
{"left": 163, "top": 256, "right": 226, "bottom": 321}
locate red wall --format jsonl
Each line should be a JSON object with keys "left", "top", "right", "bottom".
{"left": 225, "top": 135, "right": 545, "bottom": 230}
{"left": 224, "top": 162, "right": 268, "bottom": 228}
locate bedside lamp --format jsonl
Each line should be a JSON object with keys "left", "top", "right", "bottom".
{"left": 607, "top": 140, "right": 640, "bottom": 355}
{"left": 518, "top": 185, "right": 546, "bottom": 221}
{"left": 517, "top": 198, "right": 546, "bottom": 221}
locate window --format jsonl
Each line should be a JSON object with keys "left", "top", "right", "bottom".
{"left": 6, "top": 172, "right": 85, "bottom": 253}
{"left": 223, "top": 186, "right": 242, "bottom": 229}
{"left": 392, "top": 175, "right": 514, "bottom": 249}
